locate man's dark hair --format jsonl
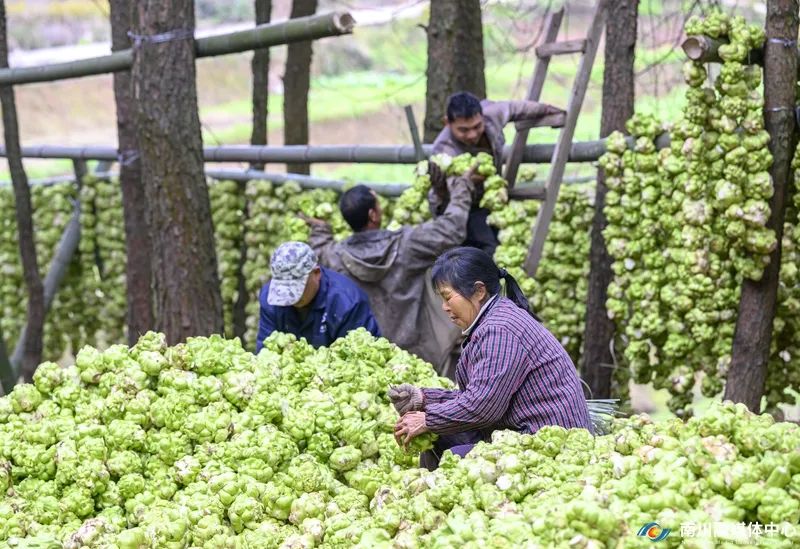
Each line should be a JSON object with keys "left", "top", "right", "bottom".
{"left": 339, "top": 184, "right": 377, "bottom": 232}
{"left": 446, "top": 91, "right": 483, "bottom": 122}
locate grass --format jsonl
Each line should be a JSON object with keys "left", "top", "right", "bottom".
{"left": 0, "top": 5, "right": 689, "bottom": 184}
{"left": 201, "top": 52, "right": 629, "bottom": 147}
{"left": 6, "top": 0, "right": 103, "bottom": 18}
{"left": 4, "top": 57, "right": 686, "bottom": 182}
{"left": 201, "top": 71, "right": 426, "bottom": 144}
{"left": 315, "top": 163, "right": 418, "bottom": 183}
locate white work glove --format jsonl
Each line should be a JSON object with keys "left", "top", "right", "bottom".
{"left": 388, "top": 383, "right": 425, "bottom": 415}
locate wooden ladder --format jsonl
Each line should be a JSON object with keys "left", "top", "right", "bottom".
{"left": 502, "top": 1, "right": 608, "bottom": 277}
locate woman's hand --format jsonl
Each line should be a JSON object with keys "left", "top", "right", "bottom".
{"left": 394, "top": 411, "right": 429, "bottom": 448}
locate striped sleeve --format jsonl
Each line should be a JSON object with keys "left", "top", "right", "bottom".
{"left": 422, "top": 388, "right": 458, "bottom": 405}
{"left": 424, "top": 326, "right": 528, "bottom": 435}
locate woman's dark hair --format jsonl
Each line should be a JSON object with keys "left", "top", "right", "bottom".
{"left": 446, "top": 91, "right": 483, "bottom": 122}
{"left": 431, "top": 247, "right": 538, "bottom": 319}
{"left": 339, "top": 184, "right": 377, "bottom": 232}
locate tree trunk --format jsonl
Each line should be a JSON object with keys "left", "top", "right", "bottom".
{"left": 283, "top": 0, "right": 317, "bottom": 175}
{"left": 131, "top": 0, "right": 223, "bottom": 344}
{"left": 110, "top": 0, "right": 155, "bottom": 346}
{"left": 250, "top": 0, "right": 271, "bottom": 171}
{"left": 0, "top": 315, "right": 12, "bottom": 394}
{"left": 581, "top": 0, "right": 638, "bottom": 398}
{"left": 725, "top": 0, "right": 798, "bottom": 411}
{"left": 0, "top": 0, "right": 44, "bottom": 383}
{"left": 237, "top": 0, "right": 272, "bottom": 339}
{"left": 423, "top": 0, "right": 486, "bottom": 143}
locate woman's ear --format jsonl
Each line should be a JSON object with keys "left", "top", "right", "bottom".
{"left": 474, "top": 281, "right": 488, "bottom": 302}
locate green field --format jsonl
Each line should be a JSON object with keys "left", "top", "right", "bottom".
{"left": 1, "top": 7, "right": 692, "bottom": 183}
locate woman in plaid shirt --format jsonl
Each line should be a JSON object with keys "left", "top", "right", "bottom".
{"left": 391, "top": 247, "right": 591, "bottom": 469}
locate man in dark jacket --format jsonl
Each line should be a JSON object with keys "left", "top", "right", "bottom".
{"left": 255, "top": 241, "right": 380, "bottom": 352}
{"left": 307, "top": 174, "right": 473, "bottom": 369}
{"left": 430, "top": 91, "right": 565, "bottom": 255}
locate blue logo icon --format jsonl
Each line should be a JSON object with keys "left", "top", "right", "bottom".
{"left": 637, "top": 522, "right": 671, "bottom": 542}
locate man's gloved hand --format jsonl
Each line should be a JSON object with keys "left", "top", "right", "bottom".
{"left": 429, "top": 158, "right": 450, "bottom": 215}
{"left": 388, "top": 383, "right": 425, "bottom": 415}
{"left": 455, "top": 161, "right": 481, "bottom": 204}
{"left": 296, "top": 211, "right": 326, "bottom": 226}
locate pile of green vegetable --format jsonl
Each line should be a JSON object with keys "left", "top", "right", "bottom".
{"left": 380, "top": 400, "right": 800, "bottom": 548}
{"left": 386, "top": 161, "right": 435, "bottom": 231}
{"left": 0, "top": 329, "right": 447, "bottom": 547}
{"left": 1, "top": 330, "right": 799, "bottom": 547}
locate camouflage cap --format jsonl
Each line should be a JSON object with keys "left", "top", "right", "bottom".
{"left": 267, "top": 241, "right": 318, "bottom": 306}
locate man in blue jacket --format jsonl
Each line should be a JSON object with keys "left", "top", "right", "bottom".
{"left": 255, "top": 241, "right": 381, "bottom": 352}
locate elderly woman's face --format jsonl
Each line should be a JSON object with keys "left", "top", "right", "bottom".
{"left": 437, "top": 283, "right": 486, "bottom": 329}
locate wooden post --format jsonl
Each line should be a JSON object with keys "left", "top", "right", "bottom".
{"left": 725, "top": 0, "right": 799, "bottom": 411}
{"left": 0, "top": 0, "right": 44, "bottom": 384}
{"left": 72, "top": 159, "right": 87, "bottom": 186}
{"left": 423, "top": 0, "right": 486, "bottom": 143}
{"left": 404, "top": 105, "right": 425, "bottom": 162}
{"left": 250, "top": 0, "right": 272, "bottom": 171}
{"left": 111, "top": 0, "right": 155, "bottom": 345}
{"left": 0, "top": 321, "right": 12, "bottom": 394}
{"left": 284, "top": 0, "right": 318, "bottom": 176}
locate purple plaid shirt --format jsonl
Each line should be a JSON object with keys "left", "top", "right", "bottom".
{"left": 423, "top": 297, "right": 591, "bottom": 436}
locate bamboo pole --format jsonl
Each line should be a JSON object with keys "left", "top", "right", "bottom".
{"left": 205, "top": 169, "right": 410, "bottom": 196}
{"left": 404, "top": 105, "right": 425, "bottom": 162}
{"left": 0, "top": 12, "right": 355, "bottom": 86}
{"left": 3, "top": 169, "right": 593, "bottom": 195}
{"left": 0, "top": 134, "right": 671, "bottom": 165}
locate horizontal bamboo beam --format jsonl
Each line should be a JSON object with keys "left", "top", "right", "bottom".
{"left": 205, "top": 169, "right": 410, "bottom": 196}
{"left": 4, "top": 170, "right": 593, "bottom": 197}
{"left": 0, "top": 12, "right": 354, "bottom": 86}
{"left": 509, "top": 185, "right": 547, "bottom": 200}
{"left": 203, "top": 145, "right": 427, "bottom": 164}
{"left": 0, "top": 134, "right": 671, "bottom": 165}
